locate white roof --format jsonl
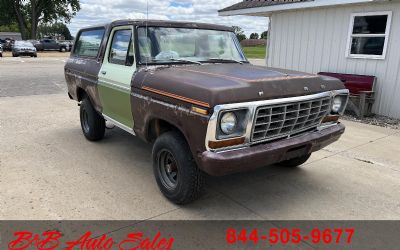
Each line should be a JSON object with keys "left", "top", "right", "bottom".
{"left": 219, "top": 0, "right": 391, "bottom": 16}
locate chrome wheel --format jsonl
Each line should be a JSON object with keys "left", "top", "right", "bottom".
{"left": 158, "top": 149, "right": 178, "bottom": 190}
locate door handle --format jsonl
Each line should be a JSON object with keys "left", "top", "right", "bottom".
{"left": 101, "top": 70, "right": 107, "bottom": 75}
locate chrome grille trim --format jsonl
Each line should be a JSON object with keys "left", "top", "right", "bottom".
{"left": 205, "top": 89, "right": 349, "bottom": 152}
{"left": 251, "top": 96, "right": 331, "bottom": 142}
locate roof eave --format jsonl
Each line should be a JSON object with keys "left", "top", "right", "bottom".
{"left": 219, "top": 0, "right": 382, "bottom": 16}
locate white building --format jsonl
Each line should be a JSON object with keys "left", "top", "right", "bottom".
{"left": 0, "top": 32, "right": 22, "bottom": 41}
{"left": 220, "top": 0, "right": 400, "bottom": 118}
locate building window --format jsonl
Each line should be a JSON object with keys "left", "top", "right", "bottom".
{"left": 346, "top": 11, "right": 392, "bottom": 59}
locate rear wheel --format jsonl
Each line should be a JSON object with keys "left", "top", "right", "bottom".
{"left": 80, "top": 96, "right": 105, "bottom": 141}
{"left": 152, "top": 131, "right": 205, "bottom": 204}
{"left": 278, "top": 154, "right": 311, "bottom": 167}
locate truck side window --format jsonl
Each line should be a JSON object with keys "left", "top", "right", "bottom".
{"left": 74, "top": 28, "right": 105, "bottom": 58}
{"left": 137, "top": 28, "right": 153, "bottom": 63}
{"left": 109, "top": 29, "right": 134, "bottom": 66}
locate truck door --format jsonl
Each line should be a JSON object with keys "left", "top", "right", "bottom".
{"left": 98, "top": 25, "right": 136, "bottom": 129}
{"left": 50, "top": 40, "right": 58, "bottom": 50}
{"left": 42, "top": 40, "right": 50, "bottom": 50}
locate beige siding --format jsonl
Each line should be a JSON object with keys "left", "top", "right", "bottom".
{"left": 267, "top": 2, "right": 400, "bottom": 118}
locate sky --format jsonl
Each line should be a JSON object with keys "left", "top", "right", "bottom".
{"left": 67, "top": 0, "right": 269, "bottom": 37}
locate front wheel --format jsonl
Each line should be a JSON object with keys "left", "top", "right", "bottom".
{"left": 60, "top": 47, "right": 66, "bottom": 52}
{"left": 152, "top": 131, "right": 205, "bottom": 204}
{"left": 278, "top": 154, "right": 311, "bottom": 167}
{"left": 80, "top": 96, "right": 105, "bottom": 141}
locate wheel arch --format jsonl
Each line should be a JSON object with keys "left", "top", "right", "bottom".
{"left": 146, "top": 117, "right": 187, "bottom": 144}
{"left": 76, "top": 87, "right": 87, "bottom": 102}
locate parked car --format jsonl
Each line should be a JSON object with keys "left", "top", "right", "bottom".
{"left": 28, "top": 40, "right": 41, "bottom": 49}
{"left": 3, "top": 39, "right": 14, "bottom": 51}
{"left": 65, "top": 20, "right": 349, "bottom": 204}
{"left": 59, "top": 40, "right": 74, "bottom": 51}
{"left": 0, "top": 43, "right": 3, "bottom": 57}
{"left": 35, "top": 39, "right": 68, "bottom": 52}
{"left": 12, "top": 41, "right": 37, "bottom": 57}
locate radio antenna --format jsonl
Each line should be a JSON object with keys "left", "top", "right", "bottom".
{"left": 145, "top": 0, "right": 149, "bottom": 69}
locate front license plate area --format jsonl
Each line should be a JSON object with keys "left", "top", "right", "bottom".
{"left": 282, "top": 145, "right": 310, "bottom": 161}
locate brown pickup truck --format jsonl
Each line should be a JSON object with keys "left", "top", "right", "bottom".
{"left": 65, "top": 20, "right": 349, "bottom": 204}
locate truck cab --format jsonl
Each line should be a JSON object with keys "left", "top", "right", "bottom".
{"left": 65, "top": 20, "right": 349, "bottom": 204}
{"left": 38, "top": 39, "right": 67, "bottom": 52}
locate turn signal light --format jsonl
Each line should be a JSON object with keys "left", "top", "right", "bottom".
{"left": 322, "top": 115, "right": 340, "bottom": 123}
{"left": 191, "top": 106, "right": 209, "bottom": 115}
{"left": 208, "top": 137, "right": 245, "bottom": 149}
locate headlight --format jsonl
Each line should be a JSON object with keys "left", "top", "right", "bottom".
{"left": 216, "top": 109, "right": 249, "bottom": 140}
{"left": 220, "top": 112, "right": 237, "bottom": 134}
{"left": 331, "top": 96, "right": 342, "bottom": 113}
{"left": 330, "top": 94, "right": 348, "bottom": 114}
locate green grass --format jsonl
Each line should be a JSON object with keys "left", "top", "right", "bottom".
{"left": 242, "top": 45, "right": 266, "bottom": 59}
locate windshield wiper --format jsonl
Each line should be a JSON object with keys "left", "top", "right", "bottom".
{"left": 207, "top": 58, "right": 244, "bottom": 64}
{"left": 170, "top": 58, "right": 202, "bottom": 65}
{"left": 151, "top": 58, "right": 203, "bottom": 65}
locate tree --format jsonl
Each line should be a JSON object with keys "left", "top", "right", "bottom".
{"left": 250, "top": 33, "right": 259, "bottom": 39}
{"left": 232, "top": 25, "right": 246, "bottom": 42}
{"left": 0, "top": 1, "right": 13, "bottom": 25}
{"left": 0, "top": 0, "right": 80, "bottom": 39}
{"left": 0, "top": 23, "right": 20, "bottom": 32}
{"left": 260, "top": 31, "right": 268, "bottom": 39}
{"left": 38, "top": 22, "right": 73, "bottom": 40}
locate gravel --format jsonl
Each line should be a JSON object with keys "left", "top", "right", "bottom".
{"left": 342, "top": 112, "right": 400, "bottom": 130}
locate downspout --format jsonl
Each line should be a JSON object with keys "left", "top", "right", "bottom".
{"left": 266, "top": 15, "right": 272, "bottom": 66}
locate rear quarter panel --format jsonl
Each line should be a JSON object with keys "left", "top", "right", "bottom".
{"left": 65, "top": 57, "right": 103, "bottom": 112}
{"left": 65, "top": 25, "right": 111, "bottom": 112}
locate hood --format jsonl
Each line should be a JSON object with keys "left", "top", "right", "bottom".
{"left": 14, "top": 46, "right": 35, "bottom": 50}
{"left": 133, "top": 63, "right": 345, "bottom": 108}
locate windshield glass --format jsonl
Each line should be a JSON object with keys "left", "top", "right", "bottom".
{"left": 15, "top": 41, "right": 34, "bottom": 47}
{"left": 137, "top": 27, "right": 247, "bottom": 64}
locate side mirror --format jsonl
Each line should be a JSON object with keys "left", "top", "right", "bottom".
{"left": 126, "top": 55, "right": 135, "bottom": 66}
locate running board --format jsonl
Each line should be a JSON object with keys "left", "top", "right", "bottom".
{"left": 102, "top": 114, "right": 136, "bottom": 136}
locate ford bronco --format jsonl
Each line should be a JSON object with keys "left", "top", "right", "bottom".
{"left": 65, "top": 20, "right": 349, "bottom": 204}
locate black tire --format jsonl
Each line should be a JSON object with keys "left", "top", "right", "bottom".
{"left": 12, "top": 53, "right": 17, "bottom": 57}
{"left": 152, "top": 131, "right": 205, "bottom": 204}
{"left": 80, "top": 96, "right": 105, "bottom": 141}
{"left": 33, "top": 54, "right": 37, "bottom": 58}
{"left": 60, "top": 47, "right": 66, "bottom": 52}
{"left": 278, "top": 154, "right": 311, "bottom": 167}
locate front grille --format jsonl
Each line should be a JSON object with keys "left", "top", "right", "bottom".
{"left": 251, "top": 96, "right": 331, "bottom": 142}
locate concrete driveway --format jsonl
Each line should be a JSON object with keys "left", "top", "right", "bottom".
{"left": 1, "top": 58, "right": 399, "bottom": 220}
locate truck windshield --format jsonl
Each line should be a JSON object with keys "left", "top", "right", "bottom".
{"left": 137, "top": 27, "right": 247, "bottom": 65}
